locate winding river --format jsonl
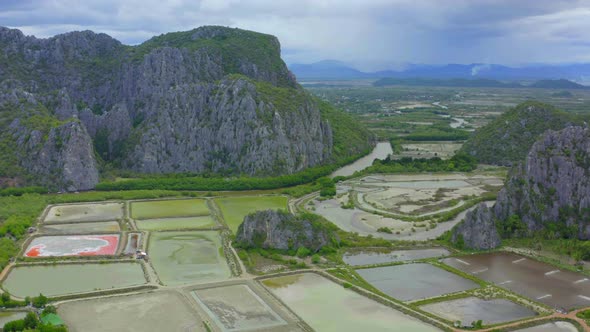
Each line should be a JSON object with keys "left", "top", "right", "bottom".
{"left": 330, "top": 142, "right": 393, "bottom": 177}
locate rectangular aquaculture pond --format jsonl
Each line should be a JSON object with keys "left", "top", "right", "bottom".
{"left": 191, "top": 284, "right": 286, "bottom": 331}
{"left": 58, "top": 291, "right": 204, "bottom": 332}
{"left": 262, "top": 273, "right": 440, "bottom": 331}
{"left": 343, "top": 248, "right": 450, "bottom": 266}
{"left": 148, "top": 231, "right": 230, "bottom": 286}
{"left": 135, "top": 216, "right": 216, "bottom": 231}
{"left": 2, "top": 263, "right": 146, "bottom": 298}
{"left": 40, "top": 221, "right": 121, "bottom": 234}
{"left": 419, "top": 297, "right": 536, "bottom": 326}
{"left": 356, "top": 263, "right": 478, "bottom": 301}
{"left": 214, "top": 196, "right": 288, "bottom": 233}
{"left": 442, "top": 252, "right": 590, "bottom": 310}
{"left": 44, "top": 203, "right": 124, "bottom": 223}
{"left": 513, "top": 321, "right": 579, "bottom": 332}
{"left": 131, "top": 199, "right": 209, "bottom": 219}
{"left": 24, "top": 235, "right": 120, "bottom": 257}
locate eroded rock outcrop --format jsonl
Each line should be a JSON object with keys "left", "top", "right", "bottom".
{"left": 453, "top": 125, "right": 590, "bottom": 249}
{"left": 452, "top": 203, "right": 501, "bottom": 250}
{"left": 0, "top": 82, "right": 98, "bottom": 191}
{"left": 494, "top": 126, "right": 590, "bottom": 238}
{"left": 235, "top": 210, "right": 336, "bottom": 252}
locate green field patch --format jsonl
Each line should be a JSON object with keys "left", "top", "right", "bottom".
{"left": 135, "top": 216, "right": 217, "bottom": 231}
{"left": 214, "top": 195, "right": 288, "bottom": 232}
{"left": 131, "top": 199, "right": 209, "bottom": 219}
{"left": 2, "top": 263, "right": 146, "bottom": 298}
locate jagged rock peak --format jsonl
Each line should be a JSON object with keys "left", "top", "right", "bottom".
{"left": 235, "top": 210, "right": 336, "bottom": 252}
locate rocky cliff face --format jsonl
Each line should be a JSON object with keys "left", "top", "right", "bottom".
{"left": 452, "top": 203, "right": 501, "bottom": 250}
{"left": 235, "top": 210, "right": 336, "bottom": 252}
{"left": 494, "top": 126, "right": 590, "bottom": 239}
{"left": 452, "top": 125, "right": 590, "bottom": 249}
{"left": 0, "top": 26, "right": 373, "bottom": 189}
{"left": 0, "top": 82, "right": 98, "bottom": 191}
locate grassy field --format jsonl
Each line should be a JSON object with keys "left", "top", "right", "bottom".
{"left": 214, "top": 195, "right": 288, "bottom": 232}
{"left": 135, "top": 216, "right": 217, "bottom": 231}
{"left": 130, "top": 198, "right": 210, "bottom": 219}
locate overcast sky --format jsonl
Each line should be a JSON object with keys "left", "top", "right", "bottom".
{"left": 2, "top": 0, "right": 590, "bottom": 70}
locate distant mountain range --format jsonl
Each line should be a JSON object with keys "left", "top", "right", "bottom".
{"left": 289, "top": 60, "right": 590, "bottom": 84}
{"left": 373, "top": 78, "right": 588, "bottom": 89}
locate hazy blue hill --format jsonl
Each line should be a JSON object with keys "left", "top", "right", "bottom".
{"left": 290, "top": 60, "right": 590, "bottom": 82}
{"left": 529, "top": 79, "right": 587, "bottom": 89}
{"left": 289, "top": 60, "right": 372, "bottom": 79}
{"left": 373, "top": 77, "right": 587, "bottom": 89}
{"left": 373, "top": 77, "right": 522, "bottom": 88}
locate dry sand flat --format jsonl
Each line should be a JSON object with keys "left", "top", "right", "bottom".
{"left": 354, "top": 174, "right": 501, "bottom": 216}
{"left": 44, "top": 202, "right": 124, "bottom": 223}
{"left": 308, "top": 173, "right": 502, "bottom": 240}
{"left": 312, "top": 195, "right": 494, "bottom": 241}
{"left": 58, "top": 291, "right": 205, "bottom": 332}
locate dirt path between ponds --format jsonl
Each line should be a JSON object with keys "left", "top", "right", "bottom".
{"left": 452, "top": 307, "right": 590, "bottom": 332}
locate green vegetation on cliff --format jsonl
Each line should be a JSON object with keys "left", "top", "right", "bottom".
{"left": 1, "top": 26, "right": 373, "bottom": 191}
{"left": 0, "top": 101, "right": 69, "bottom": 182}
{"left": 131, "top": 26, "right": 294, "bottom": 87}
{"left": 460, "top": 101, "right": 581, "bottom": 165}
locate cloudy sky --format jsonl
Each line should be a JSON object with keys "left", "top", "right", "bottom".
{"left": 1, "top": 0, "right": 590, "bottom": 70}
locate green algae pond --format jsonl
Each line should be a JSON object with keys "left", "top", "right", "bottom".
{"left": 131, "top": 199, "right": 210, "bottom": 219}
{"left": 135, "top": 216, "right": 217, "bottom": 231}
{"left": 2, "top": 263, "right": 147, "bottom": 298}
{"left": 214, "top": 195, "right": 288, "bottom": 232}
{"left": 44, "top": 203, "right": 124, "bottom": 223}
{"left": 148, "top": 231, "right": 230, "bottom": 286}
{"left": 262, "top": 273, "right": 440, "bottom": 332}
